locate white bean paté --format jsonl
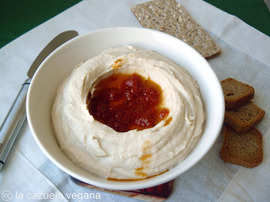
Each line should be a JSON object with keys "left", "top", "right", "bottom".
{"left": 52, "top": 46, "right": 205, "bottom": 180}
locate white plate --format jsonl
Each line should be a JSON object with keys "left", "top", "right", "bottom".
{"left": 27, "top": 27, "right": 224, "bottom": 190}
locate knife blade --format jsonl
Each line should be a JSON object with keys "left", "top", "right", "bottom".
{"left": 0, "top": 30, "right": 79, "bottom": 170}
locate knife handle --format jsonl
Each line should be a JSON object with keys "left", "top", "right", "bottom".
{"left": 0, "top": 78, "right": 31, "bottom": 170}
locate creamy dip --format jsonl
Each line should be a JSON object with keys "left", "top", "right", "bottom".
{"left": 52, "top": 46, "right": 205, "bottom": 180}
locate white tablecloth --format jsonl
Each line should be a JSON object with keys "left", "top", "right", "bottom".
{"left": 0, "top": 0, "right": 270, "bottom": 201}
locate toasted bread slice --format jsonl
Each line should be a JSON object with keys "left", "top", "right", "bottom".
{"left": 224, "top": 102, "right": 265, "bottom": 134}
{"left": 220, "top": 125, "right": 263, "bottom": 168}
{"left": 221, "top": 78, "right": 254, "bottom": 110}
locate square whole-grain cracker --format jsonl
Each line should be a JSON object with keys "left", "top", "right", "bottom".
{"left": 131, "top": 0, "right": 221, "bottom": 59}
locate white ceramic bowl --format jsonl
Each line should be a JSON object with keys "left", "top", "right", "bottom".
{"left": 26, "top": 27, "right": 224, "bottom": 190}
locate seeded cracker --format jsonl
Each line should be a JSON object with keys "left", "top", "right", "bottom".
{"left": 131, "top": 0, "right": 221, "bottom": 59}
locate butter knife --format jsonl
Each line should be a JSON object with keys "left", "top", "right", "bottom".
{"left": 0, "top": 30, "right": 78, "bottom": 170}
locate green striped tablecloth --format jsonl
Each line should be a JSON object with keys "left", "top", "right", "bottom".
{"left": 0, "top": 0, "right": 269, "bottom": 49}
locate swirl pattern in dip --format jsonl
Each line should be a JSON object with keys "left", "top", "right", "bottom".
{"left": 52, "top": 46, "right": 205, "bottom": 180}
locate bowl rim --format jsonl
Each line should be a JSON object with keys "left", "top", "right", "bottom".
{"left": 26, "top": 26, "right": 225, "bottom": 190}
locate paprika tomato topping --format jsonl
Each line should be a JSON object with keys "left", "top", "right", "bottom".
{"left": 87, "top": 73, "right": 170, "bottom": 132}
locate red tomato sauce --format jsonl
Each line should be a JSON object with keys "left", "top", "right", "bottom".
{"left": 87, "top": 73, "right": 170, "bottom": 132}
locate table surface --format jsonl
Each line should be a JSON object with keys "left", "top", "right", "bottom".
{"left": 0, "top": 0, "right": 270, "bottom": 49}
